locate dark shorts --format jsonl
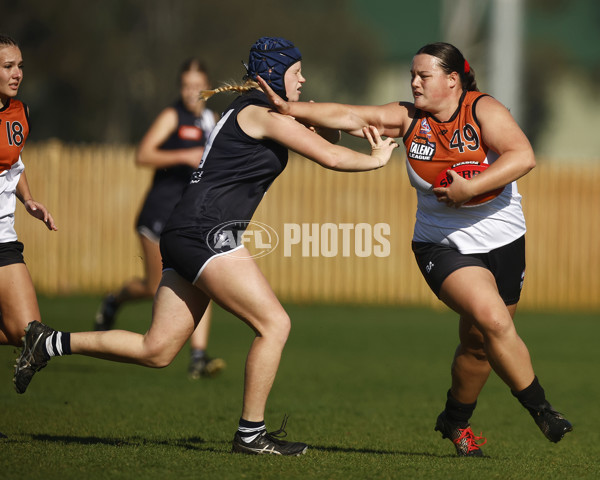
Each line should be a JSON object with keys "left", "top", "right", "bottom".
{"left": 160, "top": 226, "right": 244, "bottom": 284}
{"left": 0, "top": 241, "right": 25, "bottom": 267}
{"left": 412, "top": 235, "right": 526, "bottom": 305}
{"left": 136, "top": 187, "right": 184, "bottom": 242}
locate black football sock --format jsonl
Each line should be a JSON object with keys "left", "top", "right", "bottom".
{"left": 512, "top": 376, "right": 547, "bottom": 416}
{"left": 444, "top": 389, "right": 477, "bottom": 427}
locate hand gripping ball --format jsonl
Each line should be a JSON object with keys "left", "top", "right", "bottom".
{"left": 433, "top": 161, "right": 505, "bottom": 207}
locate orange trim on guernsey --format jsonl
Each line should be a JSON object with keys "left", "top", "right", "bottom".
{"left": 0, "top": 99, "right": 29, "bottom": 173}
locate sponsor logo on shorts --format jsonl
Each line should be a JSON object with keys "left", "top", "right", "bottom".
{"left": 520, "top": 268, "right": 525, "bottom": 290}
{"left": 190, "top": 170, "right": 203, "bottom": 184}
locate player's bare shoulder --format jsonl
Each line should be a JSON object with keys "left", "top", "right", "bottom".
{"left": 381, "top": 101, "right": 414, "bottom": 138}
{"left": 237, "top": 103, "right": 294, "bottom": 140}
{"left": 473, "top": 95, "right": 512, "bottom": 122}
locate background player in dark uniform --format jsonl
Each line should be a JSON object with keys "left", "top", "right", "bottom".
{"left": 257, "top": 41, "right": 572, "bottom": 456}
{"left": 94, "top": 59, "right": 225, "bottom": 379}
{"left": 14, "top": 37, "right": 398, "bottom": 455}
{"left": 0, "top": 34, "right": 57, "bottom": 438}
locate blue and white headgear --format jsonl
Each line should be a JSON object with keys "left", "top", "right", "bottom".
{"left": 245, "top": 37, "right": 302, "bottom": 99}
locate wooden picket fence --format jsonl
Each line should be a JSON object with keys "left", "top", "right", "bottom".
{"left": 14, "top": 141, "right": 600, "bottom": 311}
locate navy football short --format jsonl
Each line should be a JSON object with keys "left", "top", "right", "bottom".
{"left": 0, "top": 240, "right": 25, "bottom": 267}
{"left": 160, "top": 226, "right": 244, "bottom": 284}
{"left": 136, "top": 185, "right": 184, "bottom": 243}
{"left": 412, "top": 235, "right": 526, "bottom": 305}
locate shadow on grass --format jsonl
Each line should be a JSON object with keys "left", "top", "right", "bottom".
{"left": 312, "top": 444, "right": 492, "bottom": 460}
{"left": 29, "top": 434, "right": 468, "bottom": 459}
{"left": 31, "top": 434, "right": 222, "bottom": 452}
{"left": 306, "top": 444, "right": 448, "bottom": 458}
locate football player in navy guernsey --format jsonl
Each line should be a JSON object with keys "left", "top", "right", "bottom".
{"left": 0, "top": 34, "right": 57, "bottom": 439}
{"left": 94, "top": 58, "right": 225, "bottom": 380}
{"left": 258, "top": 42, "right": 572, "bottom": 456}
{"left": 14, "top": 37, "right": 398, "bottom": 455}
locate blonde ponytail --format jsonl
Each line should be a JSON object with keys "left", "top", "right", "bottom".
{"left": 200, "top": 79, "right": 259, "bottom": 101}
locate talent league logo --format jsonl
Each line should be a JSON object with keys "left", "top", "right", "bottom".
{"left": 408, "top": 119, "right": 436, "bottom": 162}
{"left": 408, "top": 135, "right": 436, "bottom": 161}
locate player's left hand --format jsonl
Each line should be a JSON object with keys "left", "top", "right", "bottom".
{"left": 364, "top": 125, "right": 398, "bottom": 168}
{"left": 24, "top": 199, "right": 57, "bottom": 231}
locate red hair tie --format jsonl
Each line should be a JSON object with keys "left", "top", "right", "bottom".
{"left": 464, "top": 59, "right": 470, "bottom": 74}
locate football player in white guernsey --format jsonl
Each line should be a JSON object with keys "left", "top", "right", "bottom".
{"left": 0, "top": 35, "right": 57, "bottom": 439}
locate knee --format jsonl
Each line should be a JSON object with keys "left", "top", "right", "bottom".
{"left": 259, "top": 312, "right": 291, "bottom": 345}
{"left": 475, "top": 307, "right": 514, "bottom": 340}
{"left": 140, "top": 339, "right": 177, "bottom": 368}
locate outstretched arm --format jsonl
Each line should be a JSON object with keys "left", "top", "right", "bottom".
{"left": 238, "top": 105, "right": 398, "bottom": 172}
{"left": 257, "top": 76, "right": 410, "bottom": 139}
{"left": 305, "top": 101, "right": 341, "bottom": 144}
{"left": 16, "top": 171, "right": 57, "bottom": 231}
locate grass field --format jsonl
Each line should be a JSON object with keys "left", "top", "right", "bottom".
{"left": 1, "top": 296, "right": 598, "bottom": 479}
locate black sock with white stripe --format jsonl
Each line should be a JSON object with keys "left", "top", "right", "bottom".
{"left": 237, "top": 418, "right": 266, "bottom": 443}
{"left": 43, "top": 331, "right": 72, "bottom": 357}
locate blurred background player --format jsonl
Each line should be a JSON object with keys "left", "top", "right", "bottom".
{"left": 258, "top": 41, "right": 572, "bottom": 457}
{"left": 94, "top": 58, "right": 225, "bottom": 379}
{"left": 0, "top": 34, "right": 57, "bottom": 438}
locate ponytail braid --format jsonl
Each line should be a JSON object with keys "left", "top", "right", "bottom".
{"left": 200, "top": 79, "right": 259, "bottom": 101}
